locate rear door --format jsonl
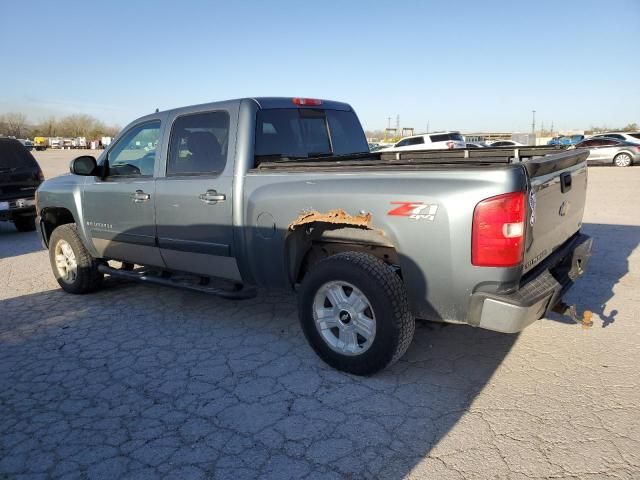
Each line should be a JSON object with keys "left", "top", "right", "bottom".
{"left": 82, "top": 120, "right": 165, "bottom": 266}
{"left": 155, "top": 109, "right": 241, "bottom": 280}
{"left": 588, "top": 139, "right": 618, "bottom": 164}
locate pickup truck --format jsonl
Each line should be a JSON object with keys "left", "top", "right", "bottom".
{"left": 35, "top": 97, "right": 593, "bottom": 375}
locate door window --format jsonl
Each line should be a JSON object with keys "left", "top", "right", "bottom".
{"left": 107, "top": 121, "right": 160, "bottom": 177}
{"left": 167, "top": 111, "right": 230, "bottom": 176}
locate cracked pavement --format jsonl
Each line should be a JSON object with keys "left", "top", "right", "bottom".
{"left": 1, "top": 151, "right": 639, "bottom": 479}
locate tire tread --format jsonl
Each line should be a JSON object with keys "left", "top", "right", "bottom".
{"left": 49, "top": 223, "right": 102, "bottom": 294}
{"left": 299, "top": 251, "right": 415, "bottom": 375}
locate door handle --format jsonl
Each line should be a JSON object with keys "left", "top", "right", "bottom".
{"left": 560, "top": 172, "right": 572, "bottom": 193}
{"left": 130, "top": 190, "right": 151, "bottom": 203}
{"left": 199, "top": 190, "right": 226, "bottom": 204}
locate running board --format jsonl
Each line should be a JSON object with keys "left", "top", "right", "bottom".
{"left": 97, "top": 264, "right": 257, "bottom": 300}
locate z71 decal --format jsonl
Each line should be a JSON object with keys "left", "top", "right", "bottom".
{"left": 387, "top": 202, "right": 439, "bottom": 221}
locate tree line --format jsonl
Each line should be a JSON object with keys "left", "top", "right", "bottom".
{"left": 0, "top": 112, "right": 120, "bottom": 139}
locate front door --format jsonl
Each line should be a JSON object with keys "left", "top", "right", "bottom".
{"left": 155, "top": 110, "right": 239, "bottom": 280}
{"left": 82, "top": 120, "right": 165, "bottom": 267}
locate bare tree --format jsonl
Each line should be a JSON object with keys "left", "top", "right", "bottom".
{"left": 35, "top": 116, "right": 59, "bottom": 137}
{"left": 3, "top": 112, "right": 28, "bottom": 137}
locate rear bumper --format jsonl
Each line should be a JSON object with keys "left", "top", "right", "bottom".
{"left": 468, "top": 233, "right": 593, "bottom": 333}
{"left": 0, "top": 197, "right": 37, "bottom": 221}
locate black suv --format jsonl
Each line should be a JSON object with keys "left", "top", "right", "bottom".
{"left": 0, "top": 138, "right": 44, "bottom": 231}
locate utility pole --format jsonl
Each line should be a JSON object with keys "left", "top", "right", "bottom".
{"left": 387, "top": 117, "right": 392, "bottom": 129}
{"left": 531, "top": 110, "right": 536, "bottom": 134}
{"left": 396, "top": 115, "right": 400, "bottom": 133}
{"left": 426, "top": 121, "right": 430, "bottom": 133}
{"left": 550, "top": 121, "right": 554, "bottom": 134}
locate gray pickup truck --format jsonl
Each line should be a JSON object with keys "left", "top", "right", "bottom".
{"left": 35, "top": 97, "right": 593, "bottom": 374}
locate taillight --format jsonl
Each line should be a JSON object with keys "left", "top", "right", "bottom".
{"left": 472, "top": 191, "right": 526, "bottom": 267}
{"left": 292, "top": 97, "right": 322, "bottom": 106}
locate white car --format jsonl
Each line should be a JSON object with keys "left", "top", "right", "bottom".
{"left": 380, "top": 131, "right": 466, "bottom": 152}
{"left": 486, "top": 140, "right": 525, "bottom": 147}
{"left": 590, "top": 132, "right": 640, "bottom": 144}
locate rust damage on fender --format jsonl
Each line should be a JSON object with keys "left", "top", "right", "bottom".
{"left": 288, "top": 209, "right": 374, "bottom": 231}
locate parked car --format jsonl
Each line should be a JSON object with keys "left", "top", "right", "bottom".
{"left": 18, "top": 139, "right": 34, "bottom": 151}
{"left": 590, "top": 132, "right": 640, "bottom": 144}
{"left": 464, "top": 142, "right": 487, "bottom": 148}
{"left": 575, "top": 138, "right": 640, "bottom": 167}
{"left": 379, "top": 131, "right": 466, "bottom": 151}
{"left": 0, "top": 138, "right": 44, "bottom": 231}
{"left": 35, "top": 97, "right": 592, "bottom": 374}
{"left": 548, "top": 135, "right": 584, "bottom": 146}
{"left": 488, "top": 140, "right": 525, "bottom": 147}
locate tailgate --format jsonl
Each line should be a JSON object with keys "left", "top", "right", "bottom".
{"left": 521, "top": 150, "right": 589, "bottom": 273}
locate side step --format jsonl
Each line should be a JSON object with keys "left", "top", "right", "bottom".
{"left": 97, "top": 264, "right": 257, "bottom": 300}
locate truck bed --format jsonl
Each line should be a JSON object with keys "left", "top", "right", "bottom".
{"left": 255, "top": 145, "right": 575, "bottom": 171}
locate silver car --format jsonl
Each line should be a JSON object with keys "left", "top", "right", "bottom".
{"left": 575, "top": 137, "right": 640, "bottom": 167}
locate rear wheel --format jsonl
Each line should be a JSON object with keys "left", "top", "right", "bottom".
{"left": 49, "top": 223, "right": 103, "bottom": 294}
{"left": 613, "top": 153, "right": 632, "bottom": 167}
{"left": 298, "top": 251, "right": 414, "bottom": 375}
{"left": 14, "top": 216, "right": 36, "bottom": 232}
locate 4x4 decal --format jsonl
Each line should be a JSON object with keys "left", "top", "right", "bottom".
{"left": 388, "top": 202, "right": 438, "bottom": 221}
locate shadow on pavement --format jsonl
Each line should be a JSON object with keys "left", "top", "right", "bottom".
{"left": 0, "top": 222, "right": 43, "bottom": 260}
{"left": 547, "top": 223, "right": 639, "bottom": 329}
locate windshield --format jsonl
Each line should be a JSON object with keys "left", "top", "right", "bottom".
{"left": 254, "top": 108, "right": 368, "bottom": 163}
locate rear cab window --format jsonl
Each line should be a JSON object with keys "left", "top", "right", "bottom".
{"left": 254, "top": 108, "right": 368, "bottom": 164}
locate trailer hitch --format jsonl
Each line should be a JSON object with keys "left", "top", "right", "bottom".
{"left": 552, "top": 302, "right": 593, "bottom": 328}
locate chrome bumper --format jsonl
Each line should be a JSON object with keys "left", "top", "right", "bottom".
{"left": 468, "top": 233, "right": 593, "bottom": 334}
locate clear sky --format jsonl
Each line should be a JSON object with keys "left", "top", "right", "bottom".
{"left": 1, "top": 0, "right": 639, "bottom": 133}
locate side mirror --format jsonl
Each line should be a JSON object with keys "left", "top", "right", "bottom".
{"left": 70, "top": 155, "right": 98, "bottom": 176}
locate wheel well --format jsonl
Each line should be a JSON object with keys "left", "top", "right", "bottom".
{"left": 286, "top": 224, "right": 399, "bottom": 284}
{"left": 41, "top": 207, "right": 75, "bottom": 243}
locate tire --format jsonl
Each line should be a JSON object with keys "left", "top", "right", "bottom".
{"left": 48, "top": 223, "right": 103, "bottom": 294}
{"left": 14, "top": 216, "right": 36, "bottom": 232}
{"left": 298, "top": 251, "right": 415, "bottom": 375}
{"left": 613, "top": 153, "right": 633, "bottom": 167}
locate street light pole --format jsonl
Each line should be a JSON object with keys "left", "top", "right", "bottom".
{"left": 531, "top": 110, "right": 536, "bottom": 134}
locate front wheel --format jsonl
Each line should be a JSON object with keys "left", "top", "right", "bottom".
{"left": 298, "top": 251, "right": 415, "bottom": 375}
{"left": 48, "top": 223, "right": 103, "bottom": 294}
{"left": 613, "top": 153, "right": 632, "bottom": 167}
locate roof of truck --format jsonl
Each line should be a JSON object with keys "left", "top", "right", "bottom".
{"left": 157, "top": 97, "right": 352, "bottom": 117}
